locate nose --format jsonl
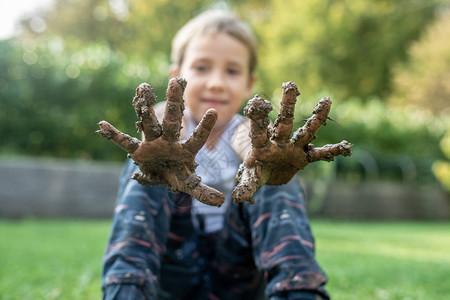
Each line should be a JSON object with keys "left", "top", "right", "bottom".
{"left": 206, "top": 70, "right": 225, "bottom": 92}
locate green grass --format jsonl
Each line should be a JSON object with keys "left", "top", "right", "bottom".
{"left": 313, "top": 221, "right": 450, "bottom": 300}
{"left": 0, "top": 219, "right": 110, "bottom": 300}
{"left": 1, "top": 219, "right": 449, "bottom": 299}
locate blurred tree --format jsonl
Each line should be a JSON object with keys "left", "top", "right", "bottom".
{"left": 18, "top": 0, "right": 218, "bottom": 84}
{"left": 1, "top": 0, "right": 448, "bottom": 170}
{"left": 309, "top": 95, "right": 448, "bottom": 183}
{"left": 0, "top": 37, "right": 139, "bottom": 160}
{"left": 243, "top": 0, "right": 444, "bottom": 101}
{"left": 433, "top": 130, "right": 450, "bottom": 191}
{"left": 388, "top": 10, "right": 450, "bottom": 114}
{"left": 1, "top": 0, "right": 218, "bottom": 161}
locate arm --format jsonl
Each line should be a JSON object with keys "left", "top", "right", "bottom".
{"left": 102, "top": 159, "right": 173, "bottom": 299}
{"left": 249, "top": 177, "right": 329, "bottom": 299}
{"left": 103, "top": 160, "right": 200, "bottom": 300}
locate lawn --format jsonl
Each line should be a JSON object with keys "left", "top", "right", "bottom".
{"left": 0, "top": 219, "right": 449, "bottom": 299}
{"left": 0, "top": 219, "right": 110, "bottom": 300}
{"left": 313, "top": 221, "right": 450, "bottom": 300}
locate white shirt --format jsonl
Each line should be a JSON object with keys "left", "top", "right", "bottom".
{"left": 184, "top": 109, "right": 244, "bottom": 233}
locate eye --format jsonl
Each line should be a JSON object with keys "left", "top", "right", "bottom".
{"left": 227, "top": 68, "right": 240, "bottom": 75}
{"left": 194, "top": 65, "right": 208, "bottom": 72}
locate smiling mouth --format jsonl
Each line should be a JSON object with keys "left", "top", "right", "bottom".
{"left": 201, "top": 99, "right": 228, "bottom": 108}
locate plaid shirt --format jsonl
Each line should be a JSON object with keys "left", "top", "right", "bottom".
{"left": 102, "top": 159, "right": 329, "bottom": 299}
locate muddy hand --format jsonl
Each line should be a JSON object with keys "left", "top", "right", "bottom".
{"left": 232, "top": 81, "right": 352, "bottom": 204}
{"left": 97, "top": 77, "right": 225, "bottom": 207}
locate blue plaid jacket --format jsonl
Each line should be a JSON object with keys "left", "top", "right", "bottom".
{"left": 102, "top": 159, "right": 329, "bottom": 299}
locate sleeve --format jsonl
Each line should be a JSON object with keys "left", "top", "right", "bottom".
{"left": 102, "top": 159, "right": 174, "bottom": 299}
{"left": 248, "top": 176, "right": 330, "bottom": 300}
{"left": 103, "top": 281, "right": 152, "bottom": 300}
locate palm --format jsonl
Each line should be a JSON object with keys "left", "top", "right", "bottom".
{"left": 233, "top": 81, "right": 352, "bottom": 204}
{"left": 97, "top": 77, "right": 225, "bottom": 207}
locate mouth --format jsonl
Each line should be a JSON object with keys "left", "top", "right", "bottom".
{"left": 201, "top": 98, "right": 228, "bottom": 109}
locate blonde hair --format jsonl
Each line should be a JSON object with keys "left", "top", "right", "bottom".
{"left": 171, "top": 10, "right": 258, "bottom": 74}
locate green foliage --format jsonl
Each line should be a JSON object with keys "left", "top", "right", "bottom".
{"left": 433, "top": 130, "right": 450, "bottom": 191}
{"left": 0, "top": 38, "right": 148, "bottom": 161}
{"left": 304, "top": 96, "right": 448, "bottom": 183}
{"left": 1, "top": 0, "right": 219, "bottom": 161}
{"left": 20, "top": 0, "right": 216, "bottom": 59}
{"left": 389, "top": 10, "right": 450, "bottom": 114}
{"left": 278, "top": 93, "right": 448, "bottom": 184}
{"left": 0, "top": 0, "right": 448, "bottom": 184}
{"left": 1, "top": 219, "right": 450, "bottom": 299}
{"left": 248, "top": 0, "right": 443, "bottom": 101}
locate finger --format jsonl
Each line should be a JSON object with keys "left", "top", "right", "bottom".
{"left": 132, "top": 83, "right": 162, "bottom": 141}
{"left": 131, "top": 172, "right": 158, "bottom": 185}
{"left": 306, "top": 140, "right": 353, "bottom": 163}
{"left": 190, "top": 183, "right": 225, "bottom": 207}
{"left": 96, "top": 121, "right": 141, "bottom": 153}
{"left": 232, "top": 161, "right": 269, "bottom": 204}
{"left": 243, "top": 95, "right": 272, "bottom": 149}
{"left": 177, "top": 173, "right": 224, "bottom": 207}
{"left": 272, "top": 81, "right": 300, "bottom": 144}
{"left": 292, "top": 97, "right": 332, "bottom": 146}
{"left": 163, "top": 172, "right": 224, "bottom": 207}
{"left": 162, "top": 77, "right": 186, "bottom": 142}
{"left": 183, "top": 108, "right": 218, "bottom": 154}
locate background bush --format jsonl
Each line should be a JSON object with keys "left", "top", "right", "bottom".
{"left": 1, "top": 0, "right": 449, "bottom": 187}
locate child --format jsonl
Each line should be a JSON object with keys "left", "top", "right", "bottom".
{"left": 102, "top": 10, "right": 329, "bottom": 299}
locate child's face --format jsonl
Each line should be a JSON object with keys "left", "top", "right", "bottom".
{"left": 172, "top": 32, "right": 255, "bottom": 129}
